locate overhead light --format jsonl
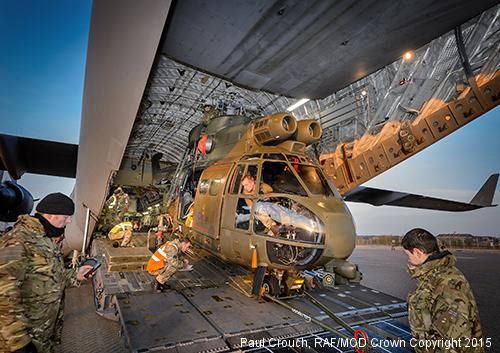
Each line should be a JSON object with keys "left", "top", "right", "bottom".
{"left": 403, "top": 51, "right": 414, "bottom": 61}
{"left": 287, "top": 98, "right": 310, "bottom": 111}
{"left": 361, "top": 90, "right": 367, "bottom": 96}
{"left": 148, "top": 206, "right": 153, "bottom": 210}
{"left": 154, "top": 203, "right": 160, "bottom": 207}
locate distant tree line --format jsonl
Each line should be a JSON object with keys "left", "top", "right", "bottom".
{"left": 356, "top": 234, "right": 500, "bottom": 250}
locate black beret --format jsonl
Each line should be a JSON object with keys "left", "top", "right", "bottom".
{"left": 36, "top": 192, "right": 75, "bottom": 216}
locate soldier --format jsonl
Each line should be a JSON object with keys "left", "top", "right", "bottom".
{"left": 107, "top": 221, "right": 134, "bottom": 247}
{"left": 201, "top": 103, "right": 219, "bottom": 126}
{"left": 100, "top": 187, "right": 129, "bottom": 231}
{"left": 240, "top": 174, "right": 283, "bottom": 236}
{"left": 402, "top": 228, "right": 483, "bottom": 353}
{"left": 0, "top": 193, "right": 93, "bottom": 353}
{"left": 146, "top": 238, "right": 191, "bottom": 290}
{"left": 142, "top": 212, "right": 152, "bottom": 228}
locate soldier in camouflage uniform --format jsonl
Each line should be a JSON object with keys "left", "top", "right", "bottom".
{"left": 107, "top": 221, "right": 134, "bottom": 247}
{"left": 0, "top": 193, "right": 93, "bottom": 353}
{"left": 402, "top": 228, "right": 483, "bottom": 353}
{"left": 99, "top": 186, "right": 129, "bottom": 232}
{"left": 146, "top": 238, "right": 191, "bottom": 289}
{"left": 201, "top": 103, "right": 219, "bottom": 126}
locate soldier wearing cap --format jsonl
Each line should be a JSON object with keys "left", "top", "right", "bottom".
{"left": 402, "top": 228, "right": 483, "bottom": 353}
{"left": 0, "top": 193, "right": 93, "bottom": 353}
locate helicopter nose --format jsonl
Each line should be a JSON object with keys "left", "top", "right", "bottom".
{"left": 322, "top": 211, "right": 356, "bottom": 259}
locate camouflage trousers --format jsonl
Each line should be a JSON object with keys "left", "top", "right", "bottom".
{"left": 149, "top": 266, "right": 176, "bottom": 285}
{"left": 30, "top": 294, "right": 65, "bottom": 353}
{"left": 108, "top": 229, "right": 132, "bottom": 247}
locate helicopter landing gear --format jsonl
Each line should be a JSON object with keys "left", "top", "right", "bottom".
{"left": 251, "top": 268, "right": 307, "bottom": 298}
{"left": 282, "top": 271, "right": 305, "bottom": 297}
{"left": 262, "top": 275, "right": 280, "bottom": 296}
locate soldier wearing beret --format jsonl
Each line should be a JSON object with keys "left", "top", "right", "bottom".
{"left": 402, "top": 228, "right": 483, "bottom": 353}
{"left": 0, "top": 193, "right": 93, "bottom": 353}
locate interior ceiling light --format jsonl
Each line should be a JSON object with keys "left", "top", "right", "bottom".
{"left": 403, "top": 51, "right": 414, "bottom": 61}
{"left": 286, "top": 98, "right": 310, "bottom": 111}
{"left": 361, "top": 90, "right": 367, "bottom": 96}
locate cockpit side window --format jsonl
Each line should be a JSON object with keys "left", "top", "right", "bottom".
{"left": 240, "top": 164, "right": 258, "bottom": 195}
{"left": 261, "top": 161, "right": 307, "bottom": 196}
{"left": 233, "top": 164, "right": 257, "bottom": 230}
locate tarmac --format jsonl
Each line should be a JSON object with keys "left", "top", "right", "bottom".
{"left": 350, "top": 246, "right": 499, "bottom": 353}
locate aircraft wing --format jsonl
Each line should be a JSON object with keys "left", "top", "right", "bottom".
{"left": 0, "top": 134, "right": 78, "bottom": 180}
{"left": 344, "top": 174, "right": 499, "bottom": 212}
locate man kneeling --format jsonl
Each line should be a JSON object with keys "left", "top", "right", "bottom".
{"left": 146, "top": 237, "right": 191, "bottom": 290}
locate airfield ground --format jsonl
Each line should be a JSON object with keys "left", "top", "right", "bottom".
{"left": 351, "top": 246, "right": 499, "bottom": 353}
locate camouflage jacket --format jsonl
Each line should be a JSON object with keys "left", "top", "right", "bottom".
{"left": 0, "top": 215, "right": 78, "bottom": 353}
{"left": 147, "top": 239, "right": 185, "bottom": 284}
{"left": 407, "top": 252, "right": 483, "bottom": 353}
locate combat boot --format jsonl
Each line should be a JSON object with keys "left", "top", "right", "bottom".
{"left": 154, "top": 281, "right": 170, "bottom": 292}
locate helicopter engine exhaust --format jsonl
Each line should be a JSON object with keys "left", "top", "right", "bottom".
{"left": 295, "top": 119, "right": 322, "bottom": 145}
{"left": 252, "top": 113, "right": 297, "bottom": 145}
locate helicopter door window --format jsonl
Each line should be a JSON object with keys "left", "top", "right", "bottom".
{"left": 261, "top": 162, "right": 307, "bottom": 196}
{"left": 235, "top": 198, "right": 252, "bottom": 230}
{"left": 229, "top": 165, "right": 245, "bottom": 194}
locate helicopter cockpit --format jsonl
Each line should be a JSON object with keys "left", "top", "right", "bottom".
{"left": 233, "top": 152, "right": 336, "bottom": 268}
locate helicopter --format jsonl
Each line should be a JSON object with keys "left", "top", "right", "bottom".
{"left": 162, "top": 112, "right": 370, "bottom": 296}
{"left": 153, "top": 99, "right": 499, "bottom": 298}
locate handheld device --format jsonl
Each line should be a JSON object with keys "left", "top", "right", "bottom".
{"left": 83, "top": 258, "right": 101, "bottom": 278}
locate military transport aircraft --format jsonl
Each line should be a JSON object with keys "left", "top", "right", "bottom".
{"left": 1, "top": 1, "right": 499, "bottom": 352}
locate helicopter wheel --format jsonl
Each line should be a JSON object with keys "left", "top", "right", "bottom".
{"left": 262, "top": 275, "right": 280, "bottom": 296}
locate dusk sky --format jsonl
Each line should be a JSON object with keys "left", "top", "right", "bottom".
{"left": 1, "top": 1, "right": 499, "bottom": 235}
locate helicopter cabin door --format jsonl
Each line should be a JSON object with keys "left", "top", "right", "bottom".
{"left": 220, "top": 162, "right": 259, "bottom": 266}
{"left": 191, "top": 163, "right": 232, "bottom": 253}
